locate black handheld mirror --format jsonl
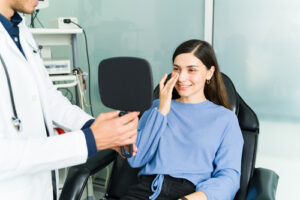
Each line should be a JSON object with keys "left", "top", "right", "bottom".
{"left": 98, "top": 57, "right": 153, "bottom": 158}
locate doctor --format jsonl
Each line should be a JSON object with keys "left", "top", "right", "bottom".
{"left": 0, "top": 0, "right": 139, "bottom": 200}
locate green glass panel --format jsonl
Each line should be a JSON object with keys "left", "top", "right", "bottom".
{"left": 34, "top": 0, "right": 205, "bottom": 115}
{"left": 214, "top": 0, "right": 300, "bottom": 121}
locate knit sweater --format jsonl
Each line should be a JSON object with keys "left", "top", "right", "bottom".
{"left": 128, "top": 99, "right": 244, "bottom": 200}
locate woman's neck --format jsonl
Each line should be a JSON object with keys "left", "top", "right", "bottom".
{"left": 176, "top": 96, "right": 207, "bottom": 104}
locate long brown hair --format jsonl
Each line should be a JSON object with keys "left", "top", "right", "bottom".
{"left": 172, "top": 39, "right": 230, "bottom": 109}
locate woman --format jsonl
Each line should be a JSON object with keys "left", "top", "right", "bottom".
{"left": 123, "top": 39, "right": 244, "bottom": 200}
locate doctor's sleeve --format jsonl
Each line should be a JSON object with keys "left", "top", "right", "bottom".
{"left": 40, "top": 62, "right": 93, "bottom": 131}
{"left": 81, "top": 119, "right": 98, "bottom": 157}
{"left": 42, "top": 68, "right": 97, "bottom": 156}
{"left": 128, "top": 100, "right": 167, "bottom": 168}
{"left": 196, "top": 115, "right": 244, "bottom": 200}
{"left": 0, "top": 130, "right": 88, "bottom": 182}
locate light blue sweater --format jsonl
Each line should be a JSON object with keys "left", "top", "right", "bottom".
{"left": 128, "top": 99, "right": 244, "bottom": 200}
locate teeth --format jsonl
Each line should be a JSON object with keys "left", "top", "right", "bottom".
{"left": 178, "top": 85, "right": 190, "bottom": 89}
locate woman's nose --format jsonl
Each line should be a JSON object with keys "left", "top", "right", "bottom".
{"left": 178, "top": 70, "right": 187, "bottom": 81}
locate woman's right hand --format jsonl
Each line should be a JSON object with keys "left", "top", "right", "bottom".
{"left": 158, "top": 73, "right": 179, "bottom": 116}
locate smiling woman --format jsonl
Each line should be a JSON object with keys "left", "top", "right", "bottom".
{"left": 172, "top": 53, "right": 214, "bottom": 103}
{"left": 123, "top": 39, "right": 244, "bottom": 200}
{"left": 171, "top": 40, "right": 230, "bottom": 107}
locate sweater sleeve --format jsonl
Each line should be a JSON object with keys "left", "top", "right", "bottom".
{"left": 196, "top": 114, "right": 244, "bottom": 200}
{"left": 128, "top": 101, "right": 167, "bottom": 168}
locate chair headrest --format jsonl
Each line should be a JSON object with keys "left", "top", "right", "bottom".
{"left": 222, "top": 73, "right": 239, "bottom": 115}
{"left": 237, "top": 94, "right": 259, "bottom": 132}
{"left": 222, "top": 73, "right": 259, "bottom": 132}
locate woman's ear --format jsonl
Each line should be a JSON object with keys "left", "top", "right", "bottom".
{"left": 207, "top": 66, "right": 215, "bottom": 80}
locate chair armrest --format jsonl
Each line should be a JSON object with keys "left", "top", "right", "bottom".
{"left": 59, "top": 149, "right": 116, "bottom": 200}
{"left": 246, "top": 168, "right": 279, "bottom": 200}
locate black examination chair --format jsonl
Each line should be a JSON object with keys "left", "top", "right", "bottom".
{"left": 59, "top": 60, "right": 279, "bottom": 200}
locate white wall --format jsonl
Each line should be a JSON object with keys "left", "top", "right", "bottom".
{"left": 256, "top": 120, "right": 300, "bottom": 200}
{"left": 213, "top": 1, "right": 300, "bottom": 198}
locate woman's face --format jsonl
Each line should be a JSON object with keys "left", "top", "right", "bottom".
{"left": 172, "top": 53, "right": 214, "bottom": 103}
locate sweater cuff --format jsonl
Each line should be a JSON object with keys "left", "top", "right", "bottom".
{"left": 81, "top": 119, "right": 95, "bottom": 129}
{"left": 196, "top": 186, "right": 211, "bottom": 200}
{"left": 82, "top": 128, "right": 97, "bottom": 157}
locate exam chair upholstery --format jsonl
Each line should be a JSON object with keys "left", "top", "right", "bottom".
{"left": 59, "top": 73, "right": 279, "bottom": 200}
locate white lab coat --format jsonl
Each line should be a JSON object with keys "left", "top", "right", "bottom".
{"left": 0, "top": 20, "right": 93, "bottom": 199}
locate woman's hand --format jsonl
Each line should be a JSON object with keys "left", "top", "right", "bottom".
{"left": 178, "top": 190, "right": 208, "bottom": 200}
{"left": 158, "top": 73, "right": 179, "bottom": 116}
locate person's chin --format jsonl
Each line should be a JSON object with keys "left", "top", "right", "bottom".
{"left": 177, "top": 91, "right": 190, "bottom": 97}
{"left": 25, "top": 3, "right": 38, "bottom": 14}
{"left": 21, "top": 8, "right": 35, "bottom": 14}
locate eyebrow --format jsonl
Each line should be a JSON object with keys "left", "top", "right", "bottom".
{"left": 173, "top": 64, "right": 199, "bottom": 68}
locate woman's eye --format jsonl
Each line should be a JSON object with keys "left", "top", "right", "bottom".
{"left": 173, "top": 67, "right": 179, "bottom": 71}
{"left": 189, "top": 68, "right": 196, "bottom": 72}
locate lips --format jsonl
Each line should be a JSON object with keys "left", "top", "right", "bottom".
{"left": 177, "top": 84, "right": 191, "bottom": 90}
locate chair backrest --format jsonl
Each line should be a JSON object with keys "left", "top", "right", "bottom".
{"left": 105, "top": 73, "right": 259, "bottom": 200}
{"left": 221, "top": 73, "right": 259, "bottom": 200}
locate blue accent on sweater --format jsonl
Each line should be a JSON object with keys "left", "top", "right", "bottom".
{"left": 128, "top": 99, "right": 244, "bottom": 200}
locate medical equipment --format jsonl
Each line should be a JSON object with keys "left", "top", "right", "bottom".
{"left": 30, "top": 28, "right": 87, "bottom": 106}
{"left": 36, "top": 0, "right": 49, "bottom": 9}
{"left": 0, "top": 54, "right": 22, "bottom": 132}
{"left": 44, "top": 59, "right": 71, "bottom": 75}
{"left": 50, "top": 17, "right": 79, "bottom": 29}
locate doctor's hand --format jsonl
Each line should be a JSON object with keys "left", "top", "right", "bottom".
{"left": 112, "top": 144, "right": 138, "bottom": 158}
{"left": 158, "top": 73, "right": 179, "bottom": 116}
{"left": 90, "top": 111, "right": 139, "bottom": 150}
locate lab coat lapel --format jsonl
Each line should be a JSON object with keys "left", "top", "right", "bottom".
{"left": 18, "top": 22, "right": 55, "bottom": 137}
{"left": 0, "top": 23, "right": 44, "bottom": 137}
{"left": 0, "top": 23, "right": 27, "bottom": 62}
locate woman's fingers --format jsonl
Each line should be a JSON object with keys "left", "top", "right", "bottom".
{"left": 165, "top": 73, "right": 179, "bottom": 92}
{"left": 159, "top": 74, "right": 168, "bottom": 91}
{"left": 160, "top": 73, "right": 178, "bottom": 93}
{"left": 158, "top": 73, "right": 179, "bottom": 116}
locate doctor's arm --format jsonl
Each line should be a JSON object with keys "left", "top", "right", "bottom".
{"left": 39, "top": 58, "right": 139, "bottom": 151}
{"left": 0, "top": 111, "right": 139, "bottom": 183}
{"left": 37, "top": 59, "right": 92, "bottom": 130}
{"left": 81, "top": 111, "right": 139, "bottom": 157}
{"left": 0, "top": 130, "right": 88, "bottom": 182}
